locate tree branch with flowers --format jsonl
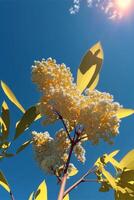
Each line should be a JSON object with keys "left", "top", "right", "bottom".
{"left": 0, "top": 42, "right": 134, "bottom": 200}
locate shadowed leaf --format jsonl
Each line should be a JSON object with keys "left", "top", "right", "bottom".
{"left": 0, "top": 171, "right": 10, "bottom": 192}
{"left": 117, "top": 108, "right": 134, "bottom": 119}
{"left": 88, "top": 74, "right": 99, "bottom": 91}
{"left": 35, "top": 180, "right": 47, "bottom": 200}
{"left": 77, "top": 42, "right": 103, "bottom": 93}
{"left": 14, "top": 106, "right": 38, "bottom": 140}
{"left": 1, "top": 81, "right": 25, "bottom": 113}
{"left": 1, "top": 101, "right": 10, "bottom": 140}
{"left": 16, "top": 140, "right": 32, "bottom": 154}
{"left": 0, "top": 117, "right": 7, "bottom": 133}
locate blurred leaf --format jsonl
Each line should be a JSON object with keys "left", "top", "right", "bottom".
{"left": 117, "top": 108, "right": 134, "bottom": 119}
{"left": 0, "top": 171, "right": 10, "bottom": 192}
{"left": 1, "top": 81, "right": 25, "bottom": 113}
{"left": 101, "top": 167, "right": 117, "bottom": 190}
{"left": 68, "top": 166, "right": 78, "bottom": 177}
{"left": 3, "top": 153, "right": 14, "bottom": 158}
{"left": 16, "top": 140, "right": 32, "bottom": 154}
{"left": 0, "top": 117, "right": 7, "bottom": 133}
{"left": 0, "top": 142, "right": 11, "bottom": 150}
{"left": 14, "top": 106, "right": 38, "bottom": 140}
{"left": 99, "top": 181, "right": 110, "bottom": 192}
{"left": 1, "top": 101, "right": 10, "bottom": 140}
{"left": 63, "top": 194, "right": 69, "bottom": 200}
{"left": 28, "top": 192, "right": 34, "bottom": 200}
{"left": 88, "top": 74, "right": 99, "bottom": 91}
{"left": 76, "top": 42, "right": 103, "bottom": 93}
{"left": 115, "top": 170, "right": 134, "bottom": 200}
{"left": 35, "top": 180, "right": 47, "bottom": 200}
{"left": 120, "top": 150, "right": 134, "bottom": 170}
{"left": 115, "top": 191, "right": 134, "bottom": 200}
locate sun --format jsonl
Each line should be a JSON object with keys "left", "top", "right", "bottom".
{"left": 116, "top": 0, "right": 132, "bottom": 10}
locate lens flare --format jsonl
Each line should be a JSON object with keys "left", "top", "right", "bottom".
{"left": 116, "top": 0, "right": 132, "bottom": 10}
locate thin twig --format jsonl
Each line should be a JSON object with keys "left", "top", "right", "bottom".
{"left": 54, "top": 111, "right": 72, "bottom": 142}
{"left": 83, "top": 179, "right": 98, "bottom": 183}
{"left": 10, "top": 191, "right": 15, "bottom": 200}
{"left": 63, "top": 167, "right": 96, "bottom": 198}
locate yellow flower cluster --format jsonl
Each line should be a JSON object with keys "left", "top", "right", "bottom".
{"left": 79, "top": 90, "right": 121, "bottom": 144}
{"left": 32, "top": 58, "right": 81, "bottom": 126}
{"left": 32, "top": 58, "right": 122, "bottom": 144}
{"left": 32, "top": 130, "right": 70, "bottom": 175}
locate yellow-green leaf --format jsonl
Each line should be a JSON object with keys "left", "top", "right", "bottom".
{"left": 0, "top": 171, "right": 10, "bottom": 192}
{"left": 14, "top": 106, "right": 38, "bottom": 140}
{"left": 101, "top": 167, "right": 117, "bottom": 190}
{"left": 1, "top": 101, "right": 10, "bottom": 140}
{"left": 117, "top": 108, "right": 134, "bottom": 119}
{"left": 63, "top": 194, "right": 69, "bottom": 200}
{"left": 68, "top": 166, "right": 78, "bottom": 177}
{"left": 35, "top": 180, "right": 47, "bottom": 200}
{"left": 77, "top": 42, "right": 103, "bottom": 93}
{"left": 104, "top": 150, "right": 123, "bottom": 170}
{"left": 16, "top": 140, "right": 32, "bottom": 154}
{"left": 120, "top": 150, "right": 134, "bottom": 170}
{"left": 28, "top": 192, "right": 34, "bottom": 200}
{"left": 1, "top": 81, "right": 25, "bottom": 113}
{"left": 108, "top": 150, "right": 120, "bottom": 158}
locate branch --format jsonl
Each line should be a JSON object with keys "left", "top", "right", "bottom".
{"left": 9, "top": 191, "right": 15, "bottom": 200}
{"left": 63, "top": 167, "right": 96, "bottom": 198}
{"left": 54, "top": 111, "right": 72, "bottom": 142}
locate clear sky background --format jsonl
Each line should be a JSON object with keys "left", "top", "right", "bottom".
{"left": 0, "top": 0, "right": 134, "bottom": 200}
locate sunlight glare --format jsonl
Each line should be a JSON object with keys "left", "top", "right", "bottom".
{"left": 116, "top": 0, "right": 132, "bottom": 10}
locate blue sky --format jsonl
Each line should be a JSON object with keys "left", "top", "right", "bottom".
{"left": 0, "top": 0, "right": 134, "bottom": 199}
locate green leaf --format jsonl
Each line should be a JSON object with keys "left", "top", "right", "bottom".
{"left": 1, "top": 81, "right": 25, "bottom": 113}
{"left": 16, "top": 140, "right": 32, "bottom": 154}
{"left": 0, "top": 171, "right": 10, "bottom": 192}
{"left": 117, "top": 108, "right": 134, "bottom": 119}
{"left": 28, "top": 192, "right": 34, "bottom": 200}
{"left": 1, "top": 101, "right": 10, "bottom": 140}
{"left": 120, "top": 150, "right": 134, "bottom": 170}
{"left": 76, "top": 42, "right": 103, "bottom": 93}
{"left": 14, "top": 106, "right": 38, "bottom": 140}
{"left": 35, "top": 180, "right": 47, "bottom": 200}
